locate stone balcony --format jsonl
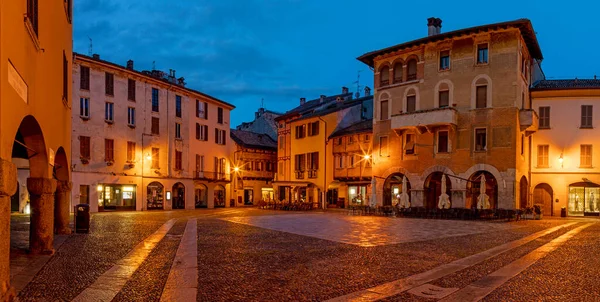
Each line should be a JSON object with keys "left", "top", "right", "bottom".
{"left": 391, "top": 107, "right": 458, "bottom": 133}
{"left": 519, "top": 109, "right": 539, "bottom": 135}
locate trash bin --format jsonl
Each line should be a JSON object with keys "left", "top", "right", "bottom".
{"left": 561, "top": 207, "right": 567, "bottom": 218}
{"left": 74, "top": 204, "right": 90, "bottom": 233}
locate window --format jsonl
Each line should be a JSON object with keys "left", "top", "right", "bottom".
{"left": 175, "top": 123, "right": 181, "bottom": 139}
{"left": 279, "top": 135, "right": 285, "bottom": 149}
{"left": 539, "top": 107, "right": 550, "bottom": 129}
{"left": 279, "top": 162, "right": 284, "bottom": 176}
{"left": 105, "top": 102, "right": 114, "bottom": 122}
{"left": 127, "top": 141, "right": 135, "bottom": 162}
{"left": 405, "top": 134, "right": 415, "bottom": 155}
{"left": 80, "top": 66, "right": 90, "bottom": 90}
{"left": 406, "top": 95, "right": 416, "bottom": 113}
{"left": 439, "top": 50, "right": 450, "bottom": 70}
{"left": 380, "top": 100, "right": 389, "bottom": 120}
{"left": 127, "top": 107, "right": 135, "bottom": 126}
{"left": 476, "top": 85, "right": 487, "bottom": 109}
{"left": 335, "top": 137, "right": 342, "bottom": 145}
{"left": 80, "top": 98, "right": 90, "bottom": 118}
{"left": 215, "top": 129, "right": 226, "bottom": 145}
{"left": 79, "top": 185, "right": 89, "bottom": 204}
{"left": 393, "top": 62, "right": 403, "bottom": 83}
{"left": 151, "top": 148, "right": 159, "bottom": 169}
{"left": 175, "top": 151, "right": 182, "bottom": 170}
{"left": 128, "top": 79, "right": 136, "bottom": 101}
{"left": 217, "top": 107, "right": 224, "bottom": 124}
{"left": 196, "top": 123, "right": 208, "bottom": 141}
{"left": 379, "top": 136, "right": 389, "bottom": 156}
{"left": 175, "top": 95, "right": 182, "bottom": 118}
{"left": 475, "top": 128, "right": 487, "bottom": 152}
{"left": 27, "top": 0, "right": 39, "bottom": 36}
{"left": 63, "top": 52, "right": 68, "bottom": 101}
{"left": 196, "top": 100, "right": 208, "bottom": 119}
{"left": 105, "top": 139, "right": 114, "bottom": 162}
{"left": 348, "top": 136, "right": 355, "bottom": 144}
{"left": 295, "top": 125, "right": 306, "bottom": 139}
{"left": 521, "top": 134, "right": 525, "bottom": 155}
{"left": 537, "top": 145, "right": 549, "bottom": 168}
{"left": 80, "top": 136, "right": 90, "bottom": 160}
{"left": 365, "top": 134, "right": 370, "bottom": 142}
{"left": 407, "top": 59, "right": 417, "bottom": 81}
{"left": 295, "top": 154, "right": 306, "bottom": 171}
{"left": 349, "top": 154, "right": 355, "bottom": 167}
{"left": 439, "top": 90, "right": 449, "bottom": 108}
{"left": 151, "top": 117, "right": 160, "bottom": 135}
{"left": 437, "top": 131, "right": 449, "bottom": 153}
{"left": 152, "top": 88, "right": 159, "bottom": 112}
{"left": 581, "top": 105, "right": 593, "bottom": 128}
{"left": 256, "top": 161, "right": 263, "bottom": 171}
{"left": 336, "top": 155, "right": 344, "bottom": 169}
{"left": 581, "top": 145, "right": 593, "bottom": 168}
{"left": 307, "top": 152, "right": 319, "bottom": 170}
{"left": 105, "top": 73, "right": 114, "bottom": 96}
{"left": 477, "top": 44, "right": 488, "bottom": 64}
{"left": 379, "top": 66, "right": 389, "bottom": 86}
{"left": 195, "top": 154, "right": 204, "bottom": 172}
{"left": 266, "top": 161, "right": 273, "bottom": 172}
{"left": 308, "top": 121, "right": 319, "bottom": 136}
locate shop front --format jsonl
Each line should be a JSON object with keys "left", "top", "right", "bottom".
{"left": 568, "top": 182, "right": 600, "bottom": 216}
{"left": 98, "top": 184, "right": 137, "bottom": 211}
{"left": 261, "top": 187, "right": 274, "bottom": 203}
{"left": 214, "top": 185, "right": 226, "bottom": 208}
{"left": 147, "top": 182, "right": 165, "bottom": 210}
{"left": 348, "top": 185, "right": 368, "bottom": 206}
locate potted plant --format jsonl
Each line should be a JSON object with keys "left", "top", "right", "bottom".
{"left": 534, "top": 204, "right": 543, "bottom": 220}
{"left": 524, "top": 207, "right": 534, "bottom": 220}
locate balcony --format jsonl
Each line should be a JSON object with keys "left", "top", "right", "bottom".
{"left": 308, "top": 170, "right": 318, "bottom": 179}
{"left": 519, "top": 109, "right": 539, "bottom": 135}
{"left": 239, "top": 170, "right": 275, "bottom": 181}
{"left": 194, "top": 171, "right": 231, "bottom": 182}
{"left": 334, "top": 166, "right": 372, "bottom": 182}
{"left": 391, "top": 107, "right": 458, "bottom": 133}
{"left": 295, "top": 171, "right": 304, "bottom": 179}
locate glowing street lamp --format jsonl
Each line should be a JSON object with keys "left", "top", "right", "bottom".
{"left": 233, "top": 166, "right": 240, "bottom": 172}
{"left": 363, "top": 154, "right": 371, "bottom": 160}
{"left": 559, "top": 153, "right": 564, "bottom": 168}
{"left": 145, "top": 153, "right": 152, "bottom": 161}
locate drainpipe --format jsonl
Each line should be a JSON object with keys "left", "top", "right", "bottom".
{"left": 166, "top": 85, "right": 172, "bottom": 177}
{"left": 318, "top": 116, "right": 327, "bottom": 210}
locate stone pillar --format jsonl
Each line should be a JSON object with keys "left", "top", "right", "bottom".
{"left": 54, "top": 180, "right": 72, "bottom": 235}
{"left": 0, "top": 159, "right": 17, "bottom": 301}
{"left": 27, "top": 178, "right": 57, "bottom": 254}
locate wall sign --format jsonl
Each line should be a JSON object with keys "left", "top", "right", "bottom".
{"left": 8, "top": 61, "right": 28, "bottom": 103}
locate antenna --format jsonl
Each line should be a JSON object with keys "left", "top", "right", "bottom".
{"left": 353, "top": 70, "right": 362, "bottom": 98}
{"left": 261, "top": 98, "right": 264, "bottom": 109}
{"left": 88, "top": 37, "right": 93, "bottom": 56}
{"left": 152, "top": 61, "right": 156, "bottom": 70}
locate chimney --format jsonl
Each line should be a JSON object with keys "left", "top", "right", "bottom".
{"left": 126, "top": 60, "right": 134, "bottom": 70}
{"left": 177, "top": 77, "right": 185, "bottom": 86}
{"left": 436, "top": 18, "right": 443, "bottom": 34}
{"left": 364, "top": 86, "right": 371, "bottom": 96}
{"left": 427, "top": 17, "right": 442, "bottom": 36}
{"left": 320, "top": 95, "right": 326, "bottom": 103}
{"left": 300, "top": 97, "right": 306, "bottom": 105}
{"left": 336, "top": 96, "right": 343, "bottom": 103}
{"left": 342, "top": 86, "right": 349, "bottom": 94}
{"left": 92, "top": 53, "right": 100, "bottom": 60}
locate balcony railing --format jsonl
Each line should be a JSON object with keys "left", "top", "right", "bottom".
{"left": 308, "top": 170, "right": 318, "bottom": 179}
{"left": 379, "top": 79, "right": 389, "bottom": 87}
{"left": 391, "top": 107, "right": 457, "bottom": 132}
{"left": 406, "top": 74, "right": 417, "bottom": 81}
{"left": 194, "top": 171, "right": 231, "bottom": 182}
{"left": 295, "top": 171, "right": 304, "bottom": 179}
{"left": 393, "top": 77, "right": 402, "bottom": 84}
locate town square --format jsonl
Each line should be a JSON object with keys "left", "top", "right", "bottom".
{"left": 2, "top": 0, "right": 600, "bottom": 301}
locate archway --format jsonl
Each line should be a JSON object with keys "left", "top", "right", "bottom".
{"left": 466, "top": 171, "right": 498, "bottom": 209}
{"left": 214, "top": 185, "right": 225, "bottom": 208}
{"left": 533, "top": 183, "right": 553, "bottom": 216}
{"left": 424, "top": 172, "right": 451, "bottom": 209}
{"left": 519, "top": 176, "right": 528, "bottom": 209}
{"left": 383, "top": 173, "right": 411, "bottom": 206}
{"left": 172, "top": 182, "right": 185, "bottom": 209}
{"left": 10, "top": 182, "right": 19, "bottom": 212}
{"left": 53, "top": 147, "right": 71, "bottom": 234}
{"left": 195, "top": 184, "right": 208, "bottom": 208}
{"left": 147, "top": 182, "right": 164, "bottom": 210}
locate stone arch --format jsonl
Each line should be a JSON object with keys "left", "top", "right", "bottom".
{"left": 421, "top": 165, "right": 458, "bottom": 189}
{"left": 391, "top": 59, "right": 404, "bottom": 83}
{"left": 381, "top": 166, "right": 419, "bottom": 189}
{"left": 466, "top": 170, "right": 499, "bottom": 209}
{"left": 470, "top": 74, "right": 493, "bottom": 109}
{"left": 462, "top": 163, "right": 503, "bottom": 187}
{"left": 378, "top": 92, "right": 391, "bottom": 121}
{"left": 519, "top": 175, "right": 529, "bottom": 209}
{"left": 434, "top": 79, "right": 454, "bottom": 108}
{"left": 13, "top": 115, "right": 50, "bottom": 179}
{"left": 172, "top": 182, "right": 185, "bottom": 209}
{"left": 406, "top": 56, "right": 418, "bottom": 80}
{"left": 533, "top": 183, "right": 553, "bottom": 216}
{"left": 53, "top": 147, "right": 72, "bottom": 234}
{"left": 379, "top": 64, "right": 390, "bottom": 86}
{"left": 383, "top": 173, "right": 411, "bottom": 207}
{"left": 403, "top": 85, "right": 420, "bottom": 112}
{"left": 424, "top": 172, "right": 452, "bottom": 209}
{"left": 147, "top": 181, "right": 165, "bottom": 210}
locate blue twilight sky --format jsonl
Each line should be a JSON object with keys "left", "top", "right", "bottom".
{"left": 74, "top": 0, "right": 598, "bottom": 126}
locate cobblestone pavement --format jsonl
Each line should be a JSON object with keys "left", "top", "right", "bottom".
{"left": 9, "top": 209, "right": 600, "bottom": 301}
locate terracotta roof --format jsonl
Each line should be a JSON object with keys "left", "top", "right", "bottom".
{"left": 230, "top": 129, "right": 277, "bottom": 150}
{"left": 357, "top": 19, "right": 543, "bottom": 67}
{"left": 294, "top": 95, "right": 373, "bottom": 122}
{"left": 329, "top": 119, "right": 373, "bottom": 139}
{"left": 532, "top": 79, "right": 600, "bottom": 90}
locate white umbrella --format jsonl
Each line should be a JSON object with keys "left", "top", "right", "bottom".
{"left": 438, "top": 175, "right": 450, "bottom": 209}
{"left": 370, "top": 177, "right": 377, "bottom": 207}
{"left": 477, "top": 174, "right": 490, "bottom": 209}
{"left": 399, "top": 176, "right": 410, "bottom": 208}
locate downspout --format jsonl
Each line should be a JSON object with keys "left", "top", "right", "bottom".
{"left": 166, "top": 84, "right": 172, "bottom": 177}
{"left": 318, "top": 116, "right": 327, "bottom": 209}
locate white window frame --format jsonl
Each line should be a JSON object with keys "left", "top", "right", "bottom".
{"left": 127, "top": 107, "right": 135, "bottom": 126}
{"left": 80, "top": 97, "right": 90, "bottom": 119}
{"left": 104, "top": 102, "right": 114, "bottom": 123}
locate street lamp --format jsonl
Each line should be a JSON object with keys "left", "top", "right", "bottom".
{"left": 363, "top": 154, "right": 371, "bottom": 160}
{"left": 233, "top": 166, "right": 240, "bottom": 172}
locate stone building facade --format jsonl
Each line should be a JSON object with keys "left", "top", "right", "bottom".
{"left": 72, "top": 54, "right": 235, "bottom": 212}
{"left": 1, "top": 0, "right": 73, "bottom": 299}
{"left": 230, "top": 130, "right": 277, "bottom": 206}
{"left": 358, "top": 18, "right": 544, "bottom": 210}
{"left": 235, "top": 107, "right": 281, "bottom": 141}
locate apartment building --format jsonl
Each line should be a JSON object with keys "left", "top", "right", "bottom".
{"left": 358, "top": 18, "right": 544, "bottom": 210}
{"left": 72, "top": 53, "right": 234, "bottom": 212}
{"left": 1, "top": 0, "right": 73, "bottom": 298}
{"left": 274, "top": 87, "right": 373, "bottom": 207}
{"left": 230, "top": 130, "right": 277, "bottom": 206}
{"left": 235, "top": 107, "right": 282, "bottom": 141}
{"left": 531, "top": 79, "right": 600, "bottom": 217}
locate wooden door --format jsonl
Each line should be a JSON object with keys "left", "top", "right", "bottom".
{"left": 533, "top": 184, "right": 553, "bottom": 216}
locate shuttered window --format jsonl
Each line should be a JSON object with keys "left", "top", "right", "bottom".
{"left": 80, "top": 66, "right": 90, "bottom": 90}
{"left": 104, "top": 139, "right": 114, "bottom": 162}
{"left": 80, "top": 136, "right": 90, "bottom": 159}
{"left": 537, "top": 145, "right": 549, "bottom": 168}
{"left": 476, "top": 86, "right": 487, "bottom": 108}
{"left": 581, "top": 145, "right": 592, "bottom": 168}
{"left": 151, "top": 117, "right": 160, "bottom": 135}
{"left": 581, "top": 105, "right": 593, "bottom": 128}
{"left": 406, "top": 96, "right": 416, "bottom": 113}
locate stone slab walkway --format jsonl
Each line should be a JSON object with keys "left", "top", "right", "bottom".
{"left": 160, "top": 218, "right": 198, "bottom": 301}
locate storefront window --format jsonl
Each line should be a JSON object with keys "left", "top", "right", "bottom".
{"left": 147, "top": 182, "right": 164, "bottom": 210}
{"left": 261, "top": 188, "right": 274, "bottom": 202}
{"left": 214, "top": 185, "right": 225, "bottom": 207}
{"left": 297, "top": 187, "right": 307, "bottom": 202}
{"left": 568, "top": 184, "right": 600, "bottom": 216}
{"left": 349, "top": 186, "right": 367, "bottom": 205}
{"left": 98, "top": 184, "right": 136, "bottom": 211}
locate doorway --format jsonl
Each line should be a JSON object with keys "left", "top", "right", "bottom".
{"left": 533, "top": 183, "right": 553, "bottom": 216}
{"left": 172, "top": 182, "right": 185, "bottom": 209}
{"left": 244, "top": 189, "right": 253, "bottom": 205}
{"left": 10, "top": 182, "right": 19, "bottom": 212}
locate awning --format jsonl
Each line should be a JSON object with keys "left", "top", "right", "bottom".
{"left": 328, "top": 180, "right": 342, "bottom": 189}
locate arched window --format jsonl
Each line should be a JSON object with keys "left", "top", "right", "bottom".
{"left": 147, "top": 182, "right": 164, "bottom": 210}
{"left": 380, "top": 65, "right": 390, "bottom": 87}
{"left": 393, "top": 62, "right": 403, "bottom": 83}
{"left": 407, "top": 59, "right": 417, "bottom": 81}
{"left": 471, "top": 75, "right": 492, "bottom": 109}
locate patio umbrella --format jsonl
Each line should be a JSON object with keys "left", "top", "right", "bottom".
{"left": 370, "top": 177, "right": 377, "bottom": 207}
{"left": 438, "top": 175, "right": 450, "bottom": 209}
{"left": 399, "top": 176, "right": 410, "bottom": 208}
{"left": 476, "top": 174, "right": 490, "bottom": 209}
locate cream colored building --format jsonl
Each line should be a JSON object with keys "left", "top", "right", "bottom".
{"left": 359, "top": 18, "right": 544, "bottom": 210}
{"left": 531, "top": 80, "right": 600, "bottom": 217}
{"left": 1, "top": 0, "right": 73, "bottom": 299}
{"left": 72, "top": 54, "right": 235, "bottom": 212}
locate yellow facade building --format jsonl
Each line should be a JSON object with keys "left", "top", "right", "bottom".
{"left": 1, "top": 0, "right": 73, "bottom": 299}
